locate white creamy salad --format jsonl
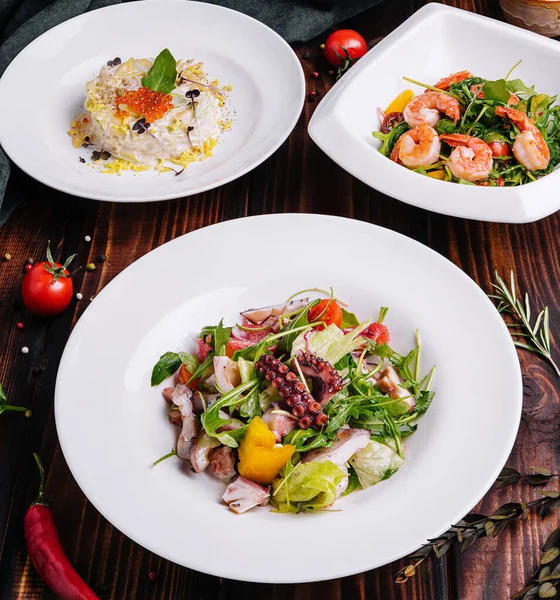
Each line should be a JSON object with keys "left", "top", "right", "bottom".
{"left": 68, "top": 49, "right": 232, "bottom": 174}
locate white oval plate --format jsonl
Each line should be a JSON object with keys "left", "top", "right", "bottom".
{"left": 55, "top": 214, "right": 522, "bottom": 583}
{"left": 0, "top": 1, "right": 304, "bottom": 202}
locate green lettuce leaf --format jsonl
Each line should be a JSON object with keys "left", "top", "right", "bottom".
{"left": 349, "top": 439, "right": 404, "bottom": 489}
{"left": 291, "top": 322, "right": 370, "bottom": 366}
{"left": 271, "top": 460, "right": 346, "bottom": 513}
{"left": 238, "top": 357, "right": 255, "bottom": 383}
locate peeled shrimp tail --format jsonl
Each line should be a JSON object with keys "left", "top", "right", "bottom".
{"left": 440, "top": 133, "right": 493, "bottom": 183}
{"left": 495, "top": 106, "right": 550, "bottom": 171}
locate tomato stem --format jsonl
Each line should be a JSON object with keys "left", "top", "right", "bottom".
{"left": 44, "top": 241, "right": 76, "bottom": 283}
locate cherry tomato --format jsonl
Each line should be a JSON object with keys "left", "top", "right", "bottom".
{"left": 488, "top": 141, "right": 511, "bottom": 157}
{"left": 308, "top": 300, "right": 343, "bottom": 329}
{"left": 22, "top": 245, "right": 75, "bottom": 317}
{"left": 178, "top": 364, "right": 200, "bottom": 388}
{"left": 362, "top": 323, "right": 390, "bottom": 345}
{"left": 324, "top": 30, "right": 367, "bottom": 68}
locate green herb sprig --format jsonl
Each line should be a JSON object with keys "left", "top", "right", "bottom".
{"left": 0, "top": 383, "right": 31, "bottom": 417}
{"left": 396, "top": 477, "right": 560, "bottom": 584}
{"left": 488, "top": 271, "right": 559, "bottom": 377}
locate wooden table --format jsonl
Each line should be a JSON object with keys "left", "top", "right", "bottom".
{"left": 1, "top": 0, "right": 559, "bottom": 598}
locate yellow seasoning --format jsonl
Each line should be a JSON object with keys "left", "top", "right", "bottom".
{"left": 385, "top": 89, "right": 414, "bottom": 114}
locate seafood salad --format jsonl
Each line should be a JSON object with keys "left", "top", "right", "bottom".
{"left": 151, "top": 291, "right": 436, "bottom": 514}
{"left": 374, "top": 69, "right": 560, "bottom": 186}
{"left": 68, "top": 49, "right": 232, "bottom": 174}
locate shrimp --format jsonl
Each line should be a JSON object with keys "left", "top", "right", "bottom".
{"left": 391, "top": 125, "right": 441, "bottom": 169}
{"left": 431, "top": 70, "right": 474, "bottom": 91}
{"left": 495, "top": 106, "right": 550, "bottom": 171}
{"left": 440, "top": 133, "right": 493, "bottom": 182}
{"left": 403, "top": 92, "right": 461, "bottom": 128}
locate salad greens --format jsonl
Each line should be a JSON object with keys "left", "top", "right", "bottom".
{"left": 151, "top": 291, "right": 436, "bottom": 514}
{"left": 374, "top": 66, "right": 560, "bottom": 187}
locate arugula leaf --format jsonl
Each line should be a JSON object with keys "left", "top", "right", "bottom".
{"left": 413, "top": 390, "right": 434, "bottom": 415}
{"left": 340, "top": 307, "right": 360, "bottom": 328}
{"left": 276, "top": 298, "right": 320, "bottom": 355}
{"left": 215, "top": 320, "right": 232, "bottom": 356}
{"left": 483, "top": 130, "right": 510, "bottom": 144}
{"left": 177, "top": 352, "right": 199, "bottom": 374}
{"left": 506, "top": 79, "right": 535, "bottom": 97}
{"left": 187, "top": 353, "right": 214, "bottom": 385}
{"left": 435, "top": 118, "right": 458, "bottom": 135}
{"left": 201, "top": 320, "right": 232, "bottom": 356}
{"left": 141, "top": 48, "right": 177, "bottom": 94}
{"left": 372, "top": 121, "right": 409, "bottom": 157}
{"left": 151, "top": 351, "right": 182, "bottom": 386}
{"left": 200, "top": 379, "right": 259, "bottom": 446}
{"left": 482, "top": 79, "right": 511, "bottom": 104}
{"left": 239, "top": 388, "right": 262, "bottom": 419}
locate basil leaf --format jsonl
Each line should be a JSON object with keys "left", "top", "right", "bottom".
{"left": 151, "top": 351, "right": 182, "bottom": 386}
{"left": 340, "top": 307, "right": 360, "bottom": 328}
{"left": 177, "top": 352, "right": 199, "bottom": 374}
{"left": 142, "top": 48, "right": 177, "bottom": 94}
{"left": 482, "top": 79, "right": 511, "bottom": 104}
{"left": 0, "top": 383, "right": 6, "bottom": 403}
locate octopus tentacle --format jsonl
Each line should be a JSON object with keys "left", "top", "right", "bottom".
{"left": 256, "top": 351, "right": 342, "bottom": 430}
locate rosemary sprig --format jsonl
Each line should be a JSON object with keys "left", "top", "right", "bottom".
{"left": 396, "top": 487, "right": 560, "bottom": 584}
{"left": 488, "top": 270, "right": 559, "bottom": 377}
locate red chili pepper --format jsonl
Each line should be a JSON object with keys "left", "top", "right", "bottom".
{"left": 24, "top": 454, "right": 99, "bottom": 600}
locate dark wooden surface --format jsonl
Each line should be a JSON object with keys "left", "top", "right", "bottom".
{"left": 1, "top": 0, "right": 559, "bottom": 598}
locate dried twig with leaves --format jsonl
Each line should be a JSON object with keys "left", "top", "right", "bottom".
{"left": 396, "top": 467, "right": 560, "bottom": 585}
{"left": 488, "top": 271, "right": 559, "bottom": 376}
{"left": 513, "top": 529, "right": 560, "bottom": 599}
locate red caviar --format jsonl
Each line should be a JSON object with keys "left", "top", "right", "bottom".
{"left": 115, "top": 87, "right": 173, "bottom": 122}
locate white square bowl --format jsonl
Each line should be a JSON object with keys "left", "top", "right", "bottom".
{"left": 309, "top": 4, "right": 560, "bottom": 223}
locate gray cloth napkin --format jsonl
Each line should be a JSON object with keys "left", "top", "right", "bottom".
{"left": 0, "top": 0, "right": 384, "bottom": 226}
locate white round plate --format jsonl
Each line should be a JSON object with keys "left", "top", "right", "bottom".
{"left": 0, "top": 1, "right": 304, "bottom": 202}
{"left": 55, "top": 214, "right": 522, "bottom": 583}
